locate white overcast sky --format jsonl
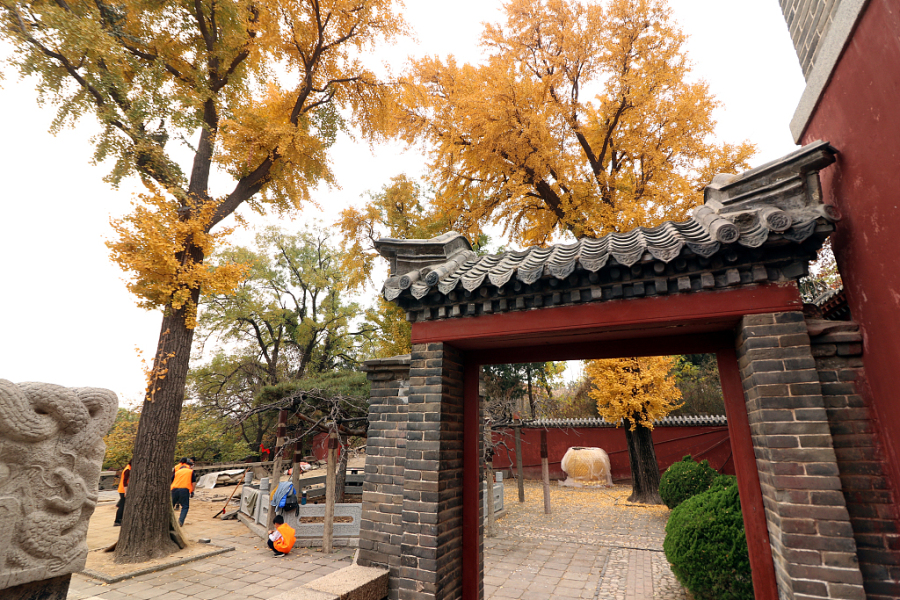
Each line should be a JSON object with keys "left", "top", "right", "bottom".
{"left": 0, "top": 1, "right": 803, "bottom": 406}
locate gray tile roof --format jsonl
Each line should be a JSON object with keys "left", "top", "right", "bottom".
{"left": 377, "top": 141, "right": 838, "bottom": 321}
{"left": 524, "top": 415, "right": 728, "bottom": 428}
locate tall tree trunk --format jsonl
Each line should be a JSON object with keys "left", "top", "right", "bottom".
{"left": 526, "top": 368, "right": 536, "bottom": 419}
{"left": 624, "top": 425, "right": 663, "bottom": 504}
{"left": 115, "top": 301, "right": 198, "bottom": 562}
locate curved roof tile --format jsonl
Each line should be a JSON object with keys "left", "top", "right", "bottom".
{"left": 376, "top": 141, "right": 839, "bottom": 318}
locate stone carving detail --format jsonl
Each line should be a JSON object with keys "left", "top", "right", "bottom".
{"left": 0, "top": 380, "right": 117, "bottom": 589}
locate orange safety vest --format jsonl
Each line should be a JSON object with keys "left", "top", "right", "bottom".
{"left": 118, "top": 465, "right": 131, "bottom": 494}
{"left": 273, "top": 523, "right": 296, "bottom": 554}
{"left": 171, "top": 465, "right": 194, "bottom": 493}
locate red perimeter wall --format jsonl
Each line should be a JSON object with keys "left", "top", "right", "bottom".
{"left": 800, "top": 0, "right": 900, "bottom": 493}
{"left": 491, "top": 425, "right": 734, "bottom": 482}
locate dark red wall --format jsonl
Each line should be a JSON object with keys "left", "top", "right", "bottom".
{"left": 491, "top": 425, "right": 734, "bottom": 482}
{"left": 311, "top": 432, "right": 345, "bottom": 462}
{"left": 800, "top": 0, "right": 900, "bottom": 493}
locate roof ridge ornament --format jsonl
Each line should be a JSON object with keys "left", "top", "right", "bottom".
{"left": 375, "top": 231, "right": 472, "bottom": 277}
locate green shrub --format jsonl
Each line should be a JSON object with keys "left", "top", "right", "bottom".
{"left": 659, "top": 455, "right": 719, "bottom": 509}
{"left": 711, "top": 474, "right": 737, "bottom": 491}
{"left": 664, "top": 482, "right": 753, "bottom": 600}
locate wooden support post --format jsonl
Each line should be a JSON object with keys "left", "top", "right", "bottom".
{"left": 291, "top": 441, "right": 302, "bottom": 496}
{"left": 514, "top": 426, "right": 525, "bottom": 503}
{"left": 717, "top": 349, "right": 778, "bottom": 600}
{"left": 266, "top": 409, "right": 288, "bottom": 531}
{"left": 485, "top": 463, "right": 495, "bottom": 537}
{"left": 323, "top": 430, "right": 338, "bottom": 553}
{"left": 540, "top": 429, "right": 551, "bottom": 514}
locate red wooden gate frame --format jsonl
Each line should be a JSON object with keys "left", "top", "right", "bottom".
{"left": 718, "top": 348, "right": 778, "bottom": 597}
{"left": 421, "top": 284, "right": 798, "bottom": 600}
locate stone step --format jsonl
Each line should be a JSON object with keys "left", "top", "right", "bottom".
{"left": 272, "top": 564, "right": 389, "bottom": 600}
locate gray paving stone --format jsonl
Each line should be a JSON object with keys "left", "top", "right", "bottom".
{"left": 193, "top": 587, "right": 226, "bottom": 599}
{"left": 485, "top": 481, "right": 686, "bottom": 600}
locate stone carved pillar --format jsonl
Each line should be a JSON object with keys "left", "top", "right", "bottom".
{"left": 0, "top": 379, "right": 118, "bottom": 598}
{"left": 735, "top": 314, "right": 865, "bottom": 600}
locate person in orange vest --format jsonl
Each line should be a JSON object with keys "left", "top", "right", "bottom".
{"left": 171, "top": 457, "right": 196, "bottom": 526}
{"left": 267, "top": 514, "right": 296, "bottom": 557}
{"left": 113, "top": 461, "right": 131, "bottom": 526}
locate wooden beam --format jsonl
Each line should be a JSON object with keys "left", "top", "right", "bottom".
{"left": 469, "top": 331, "right": 734, "bottom": 365}
{"left": 462, "top": 360, "right": 480, "bottom": 600}
{"left": 717, "top": 348, "right": 779, "bottom": 600}
{"left": 412, "top": 283, "right": 801, "bottom": 350}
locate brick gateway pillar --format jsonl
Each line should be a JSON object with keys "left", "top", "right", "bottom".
{"left": 359, "top": 354, "right": 411, "bottom": 599}
{"left": 733, "top": 311, "right": 865, "bottom": 600}
{"left": 399, "top": 343, "right": 467, "bottom": 600}
{"left": 360, "top": 345, "right": 482, "bottom": 600}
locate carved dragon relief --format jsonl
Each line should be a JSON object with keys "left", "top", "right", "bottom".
{"left": 0, "top": 380, "right": 117, "bottom": 589}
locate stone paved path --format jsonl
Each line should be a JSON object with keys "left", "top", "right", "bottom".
{"left": 485, "top": 480, "right": 686, "bottom": 600}
{"left": 68, "top": 511, "right": 355, "bottom": 600}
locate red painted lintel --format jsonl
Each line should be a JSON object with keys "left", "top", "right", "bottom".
{"left": 412, "top": 283, "right": 801, "bottom": 348}
{"left": 469, "top": 331, "right": 734, "bottom": 365}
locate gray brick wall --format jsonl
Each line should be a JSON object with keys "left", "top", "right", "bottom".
{"left": 359, "top": 355, "right": 411, "bottom": 599}
{"left": 359, "top": 348, "right": 482, "bottom": 600}
{"left": 780, "top": 0, "right": 842, "bottom": 78}
{"left": 400, "top": 343, "right": 469, "bottom": 600}
{"left": 736, "top": 312, "right": 865, "bottom": 599}
{"left": 808, "top": 320, "right": 900, "bottom": 600}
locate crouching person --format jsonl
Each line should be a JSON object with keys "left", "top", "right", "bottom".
{"left": 267, "top": 515, "right": 296, "bottom": 557}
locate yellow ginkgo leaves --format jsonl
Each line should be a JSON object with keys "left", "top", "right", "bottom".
{"left": 392, "top": 0, "right": 756, "bottom": 245}
{"left": 107, "top": 192, "right": 248, "bottom": 329}
{"left": 586, "top": 356, "right": 683, "bottom": 431}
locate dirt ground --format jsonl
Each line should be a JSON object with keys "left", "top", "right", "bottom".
{"left": 85, "top": 495, "right": 249, "bottom": 578}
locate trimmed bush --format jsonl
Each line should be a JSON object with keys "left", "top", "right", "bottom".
{"left": 659, "top": 455, "right": 718, "bottom": 509}
{"left": 711, "top": 473, "right": 737, "bottom": 491}
{"left": 664, "top": 481, "right": 752, "bottom": 600}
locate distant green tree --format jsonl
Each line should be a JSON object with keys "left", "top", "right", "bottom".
{"left": 255, "top": 370, "right": 370, "bottom": 500}
{"left": 189, "top": 226, "right": 371, "bottom": 451}
{"left": 103, "top": 406, "right": 248, "bottom": 470}
{"left": 103, "top": 409, "right": 141, "bottom": 471}
{"left": 671, "top": 355, "right": 725, "bottom": 416}
{"left": 799, "top": 239, "right": 842, "bottom": 303}
{"left": 549, "top": 377, "right": 601, "bottom": 419}
{"left": 483, "top": 362, "right": 565, "bottom": 421}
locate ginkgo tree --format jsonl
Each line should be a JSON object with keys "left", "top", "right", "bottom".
{"left": 338, "top": 174, "right": 456, "bottom": 357}
{"left": 1, "top": 0, "right": 406, "bottom": 562}
{"left": 392, "top": 0, "right": 755, "bottom": 244}
{"left": 586, "top": 356, "right": 682, "bottom": 504}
